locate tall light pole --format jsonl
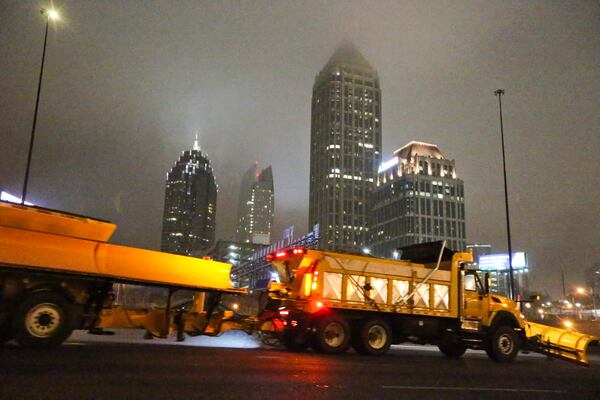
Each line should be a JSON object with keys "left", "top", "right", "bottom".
{"left": 21, "top": 8, "right": 60, "bottom": 204}
{"left": 494, "top": 89, "right": 516, "bottom": 300}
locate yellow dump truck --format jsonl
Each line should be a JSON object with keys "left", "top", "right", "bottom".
{"left": 0, "top": 201, "right": 248, "bottom": 348}
{"left": 265, "top": 243, "right": 598, "bottom": 365}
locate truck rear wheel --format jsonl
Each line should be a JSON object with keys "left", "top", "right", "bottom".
{"left": 11, "top": 291, "right": 74, "bottom": 348}
{"left": 489, "top": 326, "right": 520, "bottom": 362}
{"left": 311, "top": 315, "right": 351, "bottom": 354}
{"left": 437, "top": 340, "right": 467, "bottom": 358}
{"left": 0, "top": 327, "right": 12, "bottom": 344}
{"left": 352, "top": 318, "right": 392, "bottom": 356}
{"left": 282, "top": 331, "right": 309, "bottom": 352}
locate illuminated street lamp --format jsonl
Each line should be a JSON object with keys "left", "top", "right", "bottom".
{"left": 494, "top": 89, "right": 515, "bottom": 300}
{"left": 21, "top": 8, "right": 60, "bottom": 205}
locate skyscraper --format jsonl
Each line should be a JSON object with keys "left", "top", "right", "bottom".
{"left": 309, "top": 41, "right": 382, "bottom": 252}
{"left": 235, "top": 163, "right": 274, "bottom": 245}
{"left": 371, "top": 141, "right": 466, "bottom": 258}
{"left": 160, "top": 137, "right": 217, "bottom": 256}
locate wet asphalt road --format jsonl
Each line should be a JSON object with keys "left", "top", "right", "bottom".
{"left": 1, "top": 331, "right": 599, "bottom": 400}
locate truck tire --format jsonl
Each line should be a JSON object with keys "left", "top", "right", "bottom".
{"left": 437, "top": 340, "right": 467, "bottom": 358}
{"left": 11, "top": 291, "right": 74, "bottom": 348}
{"left": 0, "top": 328, "right": 12, "bottom": 344}
{"left": 311, "top": 315, "right": 351, "bottom": 354}
{"left": 484, "top": 338, "right": 497, "bottom": 361}
{"left": 489, "top": 326, "right": 520, "bottom": 362}
{"left": 282, "top": 331, "right": 309, "bottom": 352}
{"left": 352, "top": 318, "right": 392, "bottom": 356}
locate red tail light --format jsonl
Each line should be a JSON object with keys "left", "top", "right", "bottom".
{"left": 292, "top": 248, "right": 306, "bottom": 256}
{"left": 266, "top": 247, "right": 307, "bottom": 261}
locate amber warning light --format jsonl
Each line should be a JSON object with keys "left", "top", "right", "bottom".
{"left": 266, "top": 247, "right": 307, "bottom": 261}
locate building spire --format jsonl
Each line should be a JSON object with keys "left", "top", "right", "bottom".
{"left": 193, "top": 132, "right": 201, "bottom": 151}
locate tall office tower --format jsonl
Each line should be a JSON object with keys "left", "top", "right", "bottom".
{"left": 309, "top": 41, "right": 382, "bottom": 252}
{"left": 235, "top": 164, "right": 274, "bottom": 245}
{"left": 371, "top": 141, "right": 466, "bottom": 258}
{"left": 160, "top": 138, "right": 217, "bottom": 256}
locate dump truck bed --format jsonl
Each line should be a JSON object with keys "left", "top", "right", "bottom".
{"left": 287, "top": 249, "right": 462, "bottom": 318}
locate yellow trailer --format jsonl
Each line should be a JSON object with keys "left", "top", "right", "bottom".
{"left": 264, "top": 243, "right": 598, "bottom": 365}
{"left": 0, "top": 201, "right": 246, "bottom": 348}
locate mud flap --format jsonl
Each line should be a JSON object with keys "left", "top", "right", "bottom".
{"left": 525, "top": 321, "right": 598, "bottom": 366}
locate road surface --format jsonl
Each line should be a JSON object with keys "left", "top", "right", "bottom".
{"left": 1, "top": 330, "right": 599, "bottom": 399}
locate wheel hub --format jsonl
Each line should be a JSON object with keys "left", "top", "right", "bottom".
{"left": 25, "top": 303, "right": 61, "bottom": 338}
{"left": 498, "top": 333, "right": 514, "bottom": 354}
{"left": 367, "top": 325, "right": 387, "bottom": 349}
{"left": 323, "top": 322, "right": 345, "bottom": 347}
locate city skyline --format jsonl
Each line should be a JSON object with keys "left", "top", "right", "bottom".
{"left": 0, "top": 1, "right": 598, "bottom": 296}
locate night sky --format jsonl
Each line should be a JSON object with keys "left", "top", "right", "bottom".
{"left": 1, "top": 1, "right": 598, "bottom": 296}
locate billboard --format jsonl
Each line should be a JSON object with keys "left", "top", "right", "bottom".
{"left": 478, "top": 252, "right": 527, "bottom": 271}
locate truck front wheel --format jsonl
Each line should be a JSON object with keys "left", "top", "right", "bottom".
{"left": 488, "top": 326, "right": 520, "bottom": 362}
{"left": 11, "top": 291, "right": 74, "bottom": 348}
{"left": 311, "top": 315, "right": 351, "bottom": 354}
{"left": 352, "top": 318, "right": 392, "bottom": 356}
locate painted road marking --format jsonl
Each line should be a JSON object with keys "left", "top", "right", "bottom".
{"left": 255, "top": 355, "right": 283, "bottom": 359}
{"left": 381, "top": 386, "right": 566, "bottom": 393}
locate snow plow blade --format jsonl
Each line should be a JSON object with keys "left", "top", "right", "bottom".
{"left": 525, "top": 321, "right": 598, "bottom": 366}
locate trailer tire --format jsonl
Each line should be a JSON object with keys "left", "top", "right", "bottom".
{"left": 352, "top": 318, "right": 392, "bottom": 356}
{"left": 437, "top": 340, "right": 467, "bottom": 358}
{"left": 489, "top": 325, "right": 520, "bottom": 362}
{"left": 11, "top": 291, "right": 74, "bottom": 348}
{"left": 311, "top": 315, "right": 351, "bottom": 354}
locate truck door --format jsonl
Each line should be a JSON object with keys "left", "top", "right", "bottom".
{"left": 462, "top": 271, "right": 488, "bottom": 320}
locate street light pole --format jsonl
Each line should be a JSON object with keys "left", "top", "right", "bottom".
{"left": 592, "top": 281, "right": 597, "bottom": 320}
{"left": 21, "top": 8, "right": 58, "bottom": 205}
{"left": 494, "top": 89, "right": 516, "bottom": 300}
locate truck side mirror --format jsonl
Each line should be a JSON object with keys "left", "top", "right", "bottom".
{"left": 484, "top": 273, "right": 490, "bottom": 294}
